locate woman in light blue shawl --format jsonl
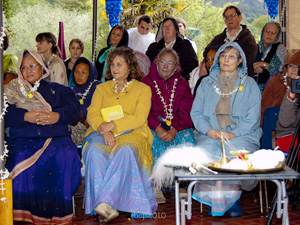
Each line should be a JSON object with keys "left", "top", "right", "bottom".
{"left": 191, "top": 42, "right": 262, "bottom": 217}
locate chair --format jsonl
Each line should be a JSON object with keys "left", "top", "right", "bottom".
{"left": 260, "top": 106, "right": 280, "bottom": 214}
{"left": 261, "top": 106, "right": 280, "bottom": 149}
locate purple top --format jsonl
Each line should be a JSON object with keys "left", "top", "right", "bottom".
{"left": 142, "top": 58, "right": 194, "bottom": 132}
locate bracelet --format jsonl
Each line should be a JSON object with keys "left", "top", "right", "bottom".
{"left": 263, "top": 63, "right": 266, "bottom": 69}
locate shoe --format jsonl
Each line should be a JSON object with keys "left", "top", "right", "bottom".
{"left": 154, "top": 189, "right": 166, "bottom": 204}
{"left": 227, "top": 200, "right": 242, "bottom": 217}
{"left": 94, "top": 203, "right": 119, "bottom": 222}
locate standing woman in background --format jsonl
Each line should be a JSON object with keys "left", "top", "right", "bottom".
{"left": 95, "top": 25, "right": 129, "bottom": 82}
{"left": 64, "top": 38, "right": 84, "bottom": 86}
{"left": 36, "top": 32, "right": 68, "bottom": 86}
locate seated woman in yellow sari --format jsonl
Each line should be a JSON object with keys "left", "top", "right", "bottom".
{"left": 83, "top": 47, "right": 157, "bottom": 223}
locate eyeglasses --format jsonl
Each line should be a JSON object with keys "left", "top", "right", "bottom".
{"left": 159, "top": 60, "right": 175, "bottom": 67}
{"left": 21, "top": 63, "right": 39, "bottom": 72}
{"left": 265, "top": 29, "right": 278, "bottom": 35}
{"left": 219, "top": 54, "right": 238, "bottom": 60}
{"left": 224, "top": 13, "right": 238, "bottom": 20}
{"left": 162, "top": 25, "right": 174, "bottom": 29}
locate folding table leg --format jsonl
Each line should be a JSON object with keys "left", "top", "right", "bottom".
{"left": 181, "top": 198, "right": 186, "bottom": 225}
{"left": 175, "top": 180, "right": 180, "bottom": 225}
{"left": 259, "top": 181, "right": 263, "bottom": 214}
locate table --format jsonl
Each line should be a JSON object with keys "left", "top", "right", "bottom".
{"left": 174, "top": 166, "right": 300, "bottom": 225}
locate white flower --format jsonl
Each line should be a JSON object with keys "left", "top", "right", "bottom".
{"left": 153, "top": 79, "right": 177, "bottom": 123}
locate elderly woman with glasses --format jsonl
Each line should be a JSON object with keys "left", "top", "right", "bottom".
{"left": 4, "top": 49, "right": 82, "bottom": 224}
{"left": 253, "top": 21, "right": 287, "bottom": 89}
{"left": 146, "top": 17, "right": 198, "bottom": 81}
{"left": 142, "top": 48, "right": 195, "bottom": 203}
{"left": 191, "top": 42, "right": 262, "bottom": 217}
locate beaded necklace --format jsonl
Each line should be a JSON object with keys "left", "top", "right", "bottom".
{"left": 113, "top": 78, "right": 133, "bottom": 93}
{"left": 213, "top": 75, "right": 246, "bottom": 97}
{"left": 18, "top": 80, "right": 40, "bottom": 99}
{"left": 153, "top": 78, "right": 178, "bottom": 126}
{"left": 75, "top": 80, "right": 97, "bottom": 105}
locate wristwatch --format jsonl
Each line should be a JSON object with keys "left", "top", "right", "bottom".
{"left": 263, "top": 63, "right": 266, "bottom": 69}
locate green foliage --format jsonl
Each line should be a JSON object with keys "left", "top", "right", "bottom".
{"left": 121, "top": 0, "right": 180, "bottom": 29}
{"left": 175, "top": 0, "right": 228, "bottom": 59}
{"left": 247, "top": 15, "right": 270, "bottom": 41}
{"left": 4, "top": 0, "right": 271, "bottom": 63}
{"left": 3, "top": 0, "right": 14, "bottom": 20}
{"left": 6, "top": 3, "right": 94, "bottom": 60}
{"left": 206, "top": 0, "right": 268, "bottom": 23}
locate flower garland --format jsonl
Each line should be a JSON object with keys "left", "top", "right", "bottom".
{"left": 0, "top": 14, "right": 6, "bottom": 50}
{"left": 0, "top": 94, "right": 10, "bottom": 203}
{"left": 18, "top": 80, "right": 40, "bottom": 99}
{"left": 75, "top": 80, "right": 97, "bottom": 105}
{"left": 213, "top": 75, "right": 246, "bottom": 97}
{"left": 113, "top": 78, "right": 133, "bottom": 93}
{"left": 283, "top": 72, "right": 289, "bottom": 90}
{"left": 153, "top": 79, "right": 178, "bottom": 126}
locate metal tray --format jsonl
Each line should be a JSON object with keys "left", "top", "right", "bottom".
{"left": 208, "top": 162, "right": 286, "bottom": 174}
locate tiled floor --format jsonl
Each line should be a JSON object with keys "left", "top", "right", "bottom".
{"left": 14, "top": 179, "right": 300, "bottom": 225}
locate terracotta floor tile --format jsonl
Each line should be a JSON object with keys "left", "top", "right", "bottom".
{"left": 13, "top": 178, "right": 300, "bottom": 225}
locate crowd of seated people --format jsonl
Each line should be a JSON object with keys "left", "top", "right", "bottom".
{"left": 3, "top": 4, "right": 298, "bottom": 224}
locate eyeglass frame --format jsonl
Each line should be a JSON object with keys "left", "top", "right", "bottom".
{"left": 223, "top": 12, "right": 238, "bottom": 20}
{"left": 158, "top": 60, "right": 175, "bottom": 67}
{"left": 20, "top": 63, "right": 40, "bottom": 72}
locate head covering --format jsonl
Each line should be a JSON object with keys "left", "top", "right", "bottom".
{"left": 149, "top": 52, "right": 181, "bottom": 81}
{"left": 71, "top": 57, "right": 101, "bottom": 118}
{"left": 134, "top": 51, "right": 151, "bottom": 77}
{"left": 17, "top": 49, "right": 50, "bottom": 87}
{"left": 281, "top": 51, "right": 300, "bottom": 75}
{"left": 258, "top": 21, "right": 282, "bottom": 52}
{"left": 71, "top": 57, "right": 98, "bottom": 88}
{"left": 106, "top": 25, "right": 129, "bottom": 48}
{"left": 210, "top": 42, "right": 247, "bottom": 78}
{"left": 99, "top": 25, "right": 129, "bottom": 82}
{"left": 4, "top": 53, "right": 18, "bottom": 75}
{"left": 5, "top": 50, "right": 51, "bottom": 112}
{"left": 155, "top": 17, "right": 184, "bottom": 43}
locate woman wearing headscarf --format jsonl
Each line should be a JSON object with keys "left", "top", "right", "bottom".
{"left": 95, "top": 25, "right": 129, "bottom": 82}
{"left": 71, "top": 57, "right": 101, "bottom": 146}
{"left": 191, "top": 42, "right": 262, "bottom": 217}
{"left": 253, "top": 21, "right": 287, "bottom": 88}
{"left": 142, "top": 48, "right": 195, "bottom": 163}
{"left": 261, "top": 51, "right": 300, "bottom": 127}
{"left": 146, "top": 17, "right": 198, "bottom": 81}
{"left": 4, "top": 49, "right": 82, "bottom": 224}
